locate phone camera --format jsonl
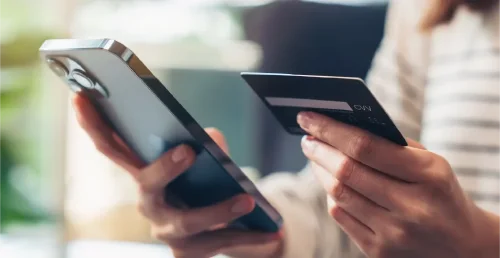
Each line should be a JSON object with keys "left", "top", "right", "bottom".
{"left": 70, "top": 69, "right": 109, "bottom": 98}
{"left": 47, "top": 58, "right": 69, "bottom": 77}
{"left": 71, "top": 70, "right": 94, "bottom": 90}
{"left": 46, "top": 56, "right": 109, "bottom": 98}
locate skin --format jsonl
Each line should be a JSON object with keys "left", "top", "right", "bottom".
{"left": 297, "top": 111, "right": 500, "bottom": 258}
{"left": 72, "top": 94, "right": 283, "bottom": 258}
{"left": 72, "top": 93, "right": 499, "bottom": 258}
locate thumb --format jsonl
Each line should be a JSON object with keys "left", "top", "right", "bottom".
{"left": 406, "top": 138, "right": 426, "bottom": 150}
{"left": 205, "top": 127, "right": 229, "bottom": 154}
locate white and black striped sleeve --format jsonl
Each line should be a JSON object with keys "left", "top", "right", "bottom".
{"left": 365, "top": 0, "right": 429, "bottom": 141}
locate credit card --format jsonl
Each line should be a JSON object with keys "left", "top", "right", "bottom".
{"left": 241, "top": 72, "right": 407, "bottom": 146}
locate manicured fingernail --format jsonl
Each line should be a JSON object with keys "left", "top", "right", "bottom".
{"left": 301, "top": 135, "right": 317, "bottom": 153}
{"left": 171, "top": 146, "right": 187, "bottom": 163}
{"left": 297, "top": 112, "right": 313, "bottom": 130}
{"left": 231, "top": 199, "right": 250, "bottom": 213}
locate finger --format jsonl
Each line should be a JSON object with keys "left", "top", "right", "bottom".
{"left": 136, "top": 144, "right": 196, "bottom": 193}
{"left": 205, "top": 127, "right": 229, "bottom": 154}
{"left": 111, "top": 132, "right": 144, "bottom": 162}
{"left": 134, "top": 145, "right": 197, "bottom": 225}
{"left": 170, "top": 229, "right": 282, "bottom": 258}
{"left": 313, "top": 162, "right": 388, "bottom": 229}
{"left": 297, "top": 112, "right": 432, "bottom": 182}
{"left": 137, "top": 190, "right": 175, "bottom": 224}
{"left": 72, "top": 95, "right": 144, "bottom": 171}
{"left": 327, "top": 180, "right": 388, "bottom": 231}
{"left": 152, "top": 194, "right": 255, "bottom": 239}
{"left": 305, "top": 138, "right": 406, "bottom": 210}
{"left": 328, "top": 198, "right": 374, "bottom": 253}
{"left": 407, "top": 138, "right": 426, "bottom": 149}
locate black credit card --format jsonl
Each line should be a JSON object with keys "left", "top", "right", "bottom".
{"left": 241, "top": 72, "right": 407, "bottom": 146}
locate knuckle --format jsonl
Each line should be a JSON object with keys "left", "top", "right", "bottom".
{"left": 360, "top": 236, "right": 374, "bottom": 251}
{"left": 389, "top": 225, "right": 411, "bottom": 247}
{"left": 137, "top": 183, "right": 153, "bottom": 194}
{"left": 418, "top": 151, "right": 438, "bottom": 170}
{"left": 336, "top": 157, "right": 356, "bottom": 184}
{"left": 348, "top": 133, "right": 375, "bottom": 160}
{"left": 383, "top": 186, "right": 400, "bottom": 208}
{"left": 398, "top": 200, "right": 435, "bottom": 225}
{"left": 427, "top": 152, "right": 448, "bottom": 168}
{"left": 330, "top": 182, "right": 349, "bottom": 203}
{"left": 94, "top": 141, "right": 111, "bottom": 154}
{"left": 371, "top": 227, "right": 409, "bottom": 258}
{"left": 434, "top": 173, "right": 454, "bottom": 194}
{"left": 426, "top": 157, "right": 455, "bottom": 197}
{"left": 137, "top": 194, "right": 167, "bottom": 221}
{"left": 174, "top": 213, "right": 198, "bottom": 236}
{"left": 407, "top": 203, "right": 432, "bottom": 226}
{"left": 138, "top": 164, "right": 170, "bottom": 192}
{"left": 315, "top": 120, "right": 332, "bottom": 140}
{"left": 426, "top": 154, "right": 452, "bottom": 181}
{"left": 136, "top": 175, "right": 155, "bottom": 193}
{"left": 150, "top": 227, "right": 166, "bottom": 241}
{"left": 352, "top": 231, "right": 377, "bottom": 256}
{"left": 327, "top": 203, "right": 339, "bottom": 218}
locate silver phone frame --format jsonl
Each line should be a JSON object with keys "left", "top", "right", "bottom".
{"left": 40, "top": 38, "right": 283, "bottom": 228}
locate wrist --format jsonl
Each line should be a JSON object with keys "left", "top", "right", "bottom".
{"left": 472, "top": 207, "right": 499, "bottom": 258}
{"left": 481, "top": 211, "right": 499, "bottom": 258}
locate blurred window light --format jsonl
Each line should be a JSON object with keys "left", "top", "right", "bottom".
{"left": 71, "top": 0, "right": 387, "bottom": 44}
{"left": 303, "top": 0, "right": 387, "bottom": 4}
{"left": 71, "top": 0, "right": 244, "bottom": 44}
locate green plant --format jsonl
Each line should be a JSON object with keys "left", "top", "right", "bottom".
{"left": 1, "top": 0, "right": 61, "bottom": 230}
{"left": 0, "top": 32, "right": 59, "bottom": 231}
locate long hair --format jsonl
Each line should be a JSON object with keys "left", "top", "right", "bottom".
{"left": 420, "top": 0, "right": 499, "bottom": 30}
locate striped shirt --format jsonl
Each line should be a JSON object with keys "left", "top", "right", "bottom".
{"left": 258, "top": 1, "right": 500, "bottom": 257}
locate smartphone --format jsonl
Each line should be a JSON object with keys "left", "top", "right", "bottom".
{"left": 39, "top": 38, "right": 282, "bottom": 232}
{"left": 241, "top": 72, "right": 408, "bottom": 146}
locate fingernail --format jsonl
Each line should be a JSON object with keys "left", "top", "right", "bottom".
{"left": 301, "top": 135, "right": 317, "bottom": 153}
{"left": 231, "top": 199, "right": 250, "bottom": 213}
{"left": 297, "top": 112, "right": 313, "bottom": 130}
{"left": 171, "top": 146, "right": 187, "bottom": 163}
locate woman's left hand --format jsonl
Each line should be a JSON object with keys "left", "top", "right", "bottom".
{"left": 297, "top": 112, "right": 499, "bottom": 258}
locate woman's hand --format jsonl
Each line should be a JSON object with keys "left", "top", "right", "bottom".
{"left": 72, "top": 94, "right": 283, "bottom": 258}
{"left": 297, "top": 112, "right": 499, "bottom": 258}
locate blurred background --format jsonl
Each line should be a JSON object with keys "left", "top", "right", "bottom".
{"left": 1, "top": 0, "right": 388, "bottom": 257}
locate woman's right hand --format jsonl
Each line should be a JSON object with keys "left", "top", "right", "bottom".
{"left": 72, "top": 94, "right": 283, "bottom": 258}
